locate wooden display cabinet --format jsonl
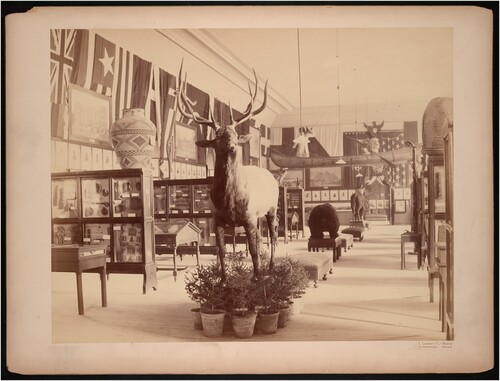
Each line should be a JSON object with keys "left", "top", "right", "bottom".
{"left": 286, "top": 187, "right": 305, "bottom": 238}
{"left": 51, "top": 168, "right": 157, "bottom": 294}
{"left": 153, "top": 178, "right": 217, "bottom": 255}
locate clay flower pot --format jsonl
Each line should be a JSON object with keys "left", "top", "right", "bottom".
{"left": 200, "top": 310, "right": 226, "bottom": 338}
{"left": 256, "top": 310, "right": 279, "bottom": 334}
{"left": 232, "top": 311, "right": 257, "bottom": 339}
{"left": 277, "top": 305, "right": 291, "bottom": 328}
{"left": 190, "top": 307, "right": 203, "bottom": 330}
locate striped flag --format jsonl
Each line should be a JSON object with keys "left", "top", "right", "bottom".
{"left": 90, "top": 34, "right": 116, "bottom": 96}
{"left": 50, "top": 29, "right": 76, "bottom": 104}
{"left": 112, "top": 46, "right": 134, "bottom": 121}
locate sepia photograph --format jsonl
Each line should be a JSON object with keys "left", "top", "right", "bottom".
{"left": 5, "top": 4, "right": 494, "bottom": 377}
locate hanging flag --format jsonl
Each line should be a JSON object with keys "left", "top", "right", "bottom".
{"left": 50, "top": 29, "right": 76, "bottom": 105}
{"left": 69, "top": 29, "right": 90, "bottom": 88}
{"left": 158, "top": 68, "right": 176, "bottom": 167}
{"left": 130, "top": 55, "right": 152, "bottom": 109}
{"left": 112, "top": 46, "right": 134, "bottom": 120}
{"left": 90, "top": 34, "right": 116, "bottom": 96}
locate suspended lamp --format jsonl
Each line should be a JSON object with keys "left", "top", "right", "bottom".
{"left": 335, "top": 29, "right": 346, "bottom": 166}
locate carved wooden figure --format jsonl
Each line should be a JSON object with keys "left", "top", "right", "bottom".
{"left": 176, "top": 64, "right": 278, "bottom": 281}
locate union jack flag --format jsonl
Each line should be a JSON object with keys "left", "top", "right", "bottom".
{"left": 50, "top": 29, "right": 76, "bottom": 104}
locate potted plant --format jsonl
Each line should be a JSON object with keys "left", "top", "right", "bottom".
{"left": 282, "top": 256, "right": 310, "bottom": 316}
{"left": 271, "top": 258, "right": 296, "bottom": 328}
{"left": 184, "top": 269, "right": 204, "bottom": 330}
{"left": 253, "top": 252, "right": 280, "bottom": 334}
{"left": 185, "top": 261, "right": 226, "bottom": 338}
{"left": 224, "top": 253, "right": 258, "bottom": 338}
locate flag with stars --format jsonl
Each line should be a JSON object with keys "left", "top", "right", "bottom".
{"left": 91, "top": 34, "right": 116, "bottom": 96}
{"left": 380, "top": 132, "right": 409, "bottom": 187}
{"left": 50, "top": 29, "right": 76, "bottom": 105}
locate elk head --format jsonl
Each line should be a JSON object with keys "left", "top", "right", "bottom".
{"left": 176, "top": 62, "right": 268, "bottom": 158}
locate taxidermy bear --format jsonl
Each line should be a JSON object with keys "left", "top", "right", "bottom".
{"left": 308, "top": 203, "right": 340, "bottom": 240}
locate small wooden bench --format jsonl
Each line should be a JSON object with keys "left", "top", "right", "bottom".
{"left": 341, "top": 227, "right": 365, "bottom": 241}
{"left": 307, "top": 236, "right": 343, "bottom": 262}
{"left": 292, "top": 251, "right": 333, "bottom": 288}
{"left": 339, "top": 233, "right": 354, "bottom": 252}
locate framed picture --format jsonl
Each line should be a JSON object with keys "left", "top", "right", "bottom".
{"left": 377, "top": 199, "right": 385, "bottom": 209}
{"left": 68, "top": 143, "right": 81, "bottom": 170}
{"left": 197, "top": 166, "right": 203, "bottom": 179}
{"left": 393, "top": 188, "right": 404, "bottom": 200}
{"left": 281, "top": 169, "right": 304, "bottom": 188}
{"left": 304, "top": 190, "right": 311, "bottom": 202}
{"left": 102, "top": 150, "right": 113, "bottom": 170}
{"left": 321, "top": 190, "right": 330, "bottom": 201}
{"left": 348, "top": 189, "right": 355, "bottom": 199}
{"left": 186, "top": 164, "right": 192, "bottom": 179}
{"left": 174, "top": 161, "right": 181, "bottom": 179}
{"left": 80, "top": 145, "right": 92, "bottom": 170}
{"left": 330, "top": 189, "right": 339, "bottom": 201}
{"left": 312, "top": 191, "right": 321, "bottom": 202}
{"left": 175, "top": 122, "right": 198, "bottom": 163}
{"left": 69, "top": 84, "right": 112, "bottom": 148}
{"left": 369, "top": 200, "right": 377, "bottom": 209}
{"left": 92, "top": 147, "right": 103, "bottom": 170}
{"left": 434, "top": 166, "right": 446, "bottom": 213}
{"left": 54, "top": 140, "right": 68, "bottom": 170}
{"left": 339, "top": 189, "right": 348, "bottom": 201}
{"left": 385, "top": 199, "right": 390, "bottom": 209}
{"left": 180, "top": 162, "right": 187, "bottom": 179}
{"left": 307, "top": 167, "right": 342, "bottom": 188}
{"left": 395, "top": 200, "right": 406, "bottom": 213}
{"left": 403, "top": 187, "right": 412, "bottom": 200}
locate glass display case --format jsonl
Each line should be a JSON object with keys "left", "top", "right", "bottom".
{"left": 153, "top": 178, "right": 217, "bottom": 255}
{"left": 51, "top": 168, "right": 157, "bottom": 293}
{"left": 286, "top": 187, "right": 305, "bottom": 238}
{"left": 51, "top": 178, "right": 79, "bottom": 219}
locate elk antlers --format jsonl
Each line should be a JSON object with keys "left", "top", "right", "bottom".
{"left": 176, "top": 61, "right": 268, "bottom": 130}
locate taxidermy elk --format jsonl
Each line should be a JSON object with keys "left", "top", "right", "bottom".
{"left": 176, "top": 65, "right": 278, "bottom": 282}
{"left": 350, "top": 188, "right": 366, "bottom": 221}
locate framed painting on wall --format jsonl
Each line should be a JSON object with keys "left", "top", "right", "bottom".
{"left": 321, "top": 190, "right": 330, "bottom": 201}
{"left": 403, "top": 187, "right": 412, "bottom": 200}
{"left": 80, "top": 145, "right": 92, "bottom": 170}
{"left": 68, "top": 143, "right": 81, "bottom": 170}
{"left": 369, "top": 200, "right": 377, "bottom": 209}
{"left": 175, "top": 122, "right": 198, "bottom": 163}
{"left": 377, "top": 199, "right": 385, "bottom": 209}
{"left": 102, "top": 150, "right": 113, "bottom": 170}
{"left": 312, "top": 191, "right": 321, "bottom": 202}
{"left": 307, "top": 167, "right": 342, "bottom": 188}
{"left": 281, "top": 169, "right": 304, "bottom": 188}
{"left": 348, "top": 189, "right": 355, "bottom": 199}
{"left": 304, "top": 191, "right": 311, "bottom": 202}
{"left": 395, "top": 200, "right": 406, "bottom": 213}
{"left": 92, "top": 147, "right": 103, "bottom": 170}
{"left": 393, "top": 188, "right": 404, "bottom": 200}
{"left": 339, "top": 189, "right": 348, "bottom": 201}
{"left": 330, "top": 190, "right": 339, "bottom": 201}
{"left": 69, "top": 84, "right": 112, "bottom": 148}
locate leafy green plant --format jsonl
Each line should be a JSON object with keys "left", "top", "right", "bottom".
{"left": 224, "top": 253, "right": 258, "bottom": 316}
{"left": 184, "top": 261, "right": 226, "bottom": 314}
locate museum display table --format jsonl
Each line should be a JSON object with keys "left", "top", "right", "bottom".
{"left": 154, "top": 221, "right": 202, "bottom": 280}
{"left": 51, "top": 244, "right": 108, "bottom": 315}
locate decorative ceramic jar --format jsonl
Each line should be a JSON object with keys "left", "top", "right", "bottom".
{"left": 422, "top": 97, "right": 453, "bottom": 156}
{"left": 110, "top": 108, "right": 156, "bottom": 170}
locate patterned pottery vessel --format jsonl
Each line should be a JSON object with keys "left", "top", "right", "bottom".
{"left": 422, "top": 97, "right": 453, "bottom": 155}
{"left": 110, "top": 108, "right": 156, "bottom": 170}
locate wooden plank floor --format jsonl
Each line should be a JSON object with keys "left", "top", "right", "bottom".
{"left": 52, "top": 222, "right": 446, "bottom": 343}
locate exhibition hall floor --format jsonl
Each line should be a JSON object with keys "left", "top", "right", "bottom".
{"left": 51, "top": 222, "right": 446, "bottom": 343}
